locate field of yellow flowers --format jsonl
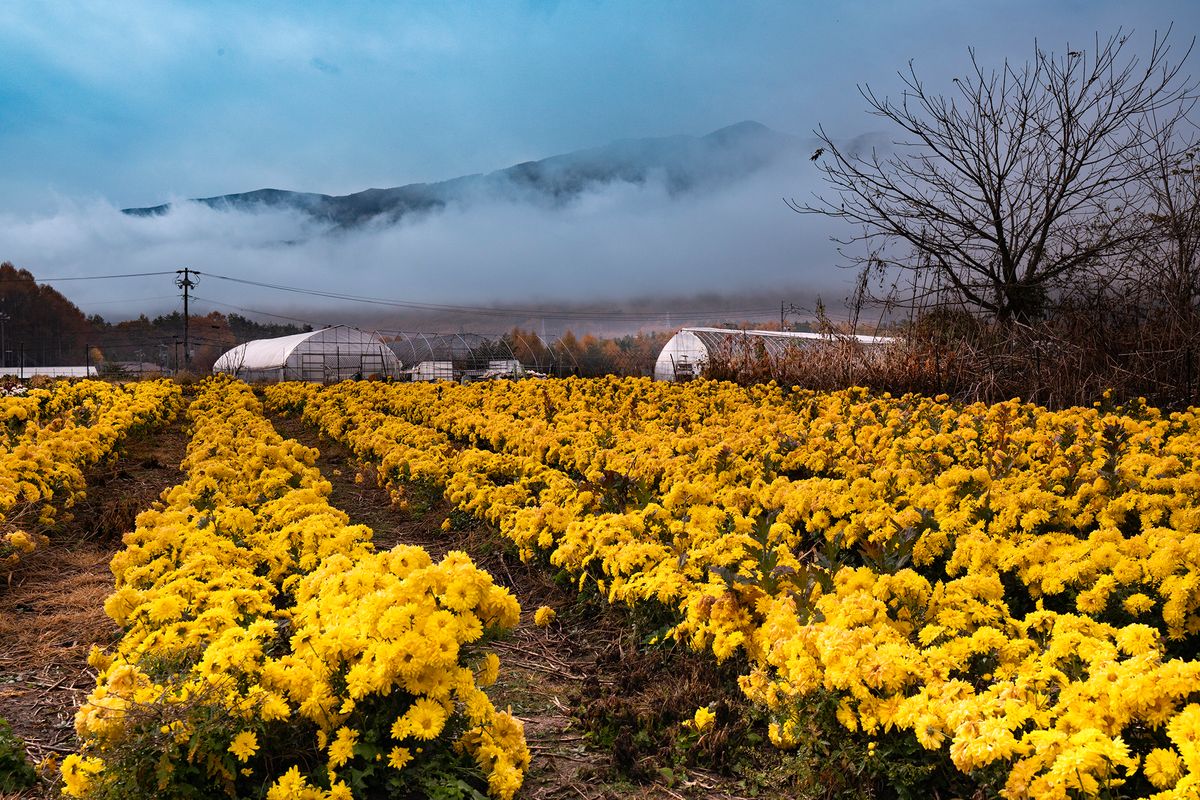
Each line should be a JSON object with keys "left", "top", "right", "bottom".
{"left": 263, "top": 377, "right": 1200, "bottom": 800}
{"left": 64, "top": 378, "right": 528, "bottom": 800}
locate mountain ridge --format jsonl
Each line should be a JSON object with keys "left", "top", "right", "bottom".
{"left": 122, "top": 121, "right": 804, "bottom": 228}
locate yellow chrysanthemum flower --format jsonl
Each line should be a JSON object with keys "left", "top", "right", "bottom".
{"left": 327, "top": 726, "right": 358, "bottom": 769}
{"left": 228, "top": 731, "right": 258, "bottom": 762}
{"left": 1144, "top": 748, "right": 1183, "bottom": 789}
{"left": 388, "top": 746, "right": 413, "bottom": 771}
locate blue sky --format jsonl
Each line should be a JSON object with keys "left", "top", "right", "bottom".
{"left": 0, "top": 2, "right": 1196, "bottom": 324}
{"left": 3, "top": 0, "right": 1194, "bottom": 210}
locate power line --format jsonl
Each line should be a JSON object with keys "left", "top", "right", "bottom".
{"left": 190, "top": 295, "right": 318, "bottom": 327}
{"left": 97, "top": 335, "right": 230, "bottom": 349}
{"left": 0, "top": 271, "right": 176, "bottom": 283}
{"left": 200, "top": 271, "right": 782, "bottom": 321}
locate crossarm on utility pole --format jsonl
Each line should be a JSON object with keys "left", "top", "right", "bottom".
{"left": 175, "top": 268, "right": 199, "bottom": 369}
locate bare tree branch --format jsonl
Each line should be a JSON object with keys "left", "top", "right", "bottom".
{"left": 793, "top": 28, "right": 1197, "bottom": 322}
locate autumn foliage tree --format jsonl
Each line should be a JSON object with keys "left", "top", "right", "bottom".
{"left": 0, "top": 262, "right": 92, "bottom": 367}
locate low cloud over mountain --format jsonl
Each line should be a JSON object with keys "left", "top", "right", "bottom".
{"left": 123, "top": 121, "right": 806, "bottom": 228}
{"left": 1, "top": 123, "right": 861, "bottom": 327}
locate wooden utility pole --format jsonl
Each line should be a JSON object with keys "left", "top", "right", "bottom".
{"left": 176, "top": 268, "right": 198, "bottom": 368}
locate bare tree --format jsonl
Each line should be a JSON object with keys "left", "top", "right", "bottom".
{"left": 795, "top": 29, "right": 1196, "bottom": 322}
{"left": 1127, "top": 117, "right": 1200, "bottom": 316}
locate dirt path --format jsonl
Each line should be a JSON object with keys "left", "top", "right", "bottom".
{"left": 270, "top": 413, "right": 787, "bottom": 800}
{"left": 0, "top": 415, "right": 189, "bottom": 799}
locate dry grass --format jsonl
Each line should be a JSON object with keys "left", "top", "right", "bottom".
{"left": 707, "top": 304, "right": 1200, "bottom": 410}
{"left": 0, "top": 417, "right": 188, "bottom": 799}
{"left": 0, "top": 542, "right": 116, "bottom": 773}
{"left": 0, "top": 546, "right": 117, "bottom": 667}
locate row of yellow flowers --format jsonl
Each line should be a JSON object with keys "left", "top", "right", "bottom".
{"left": 266, "top": 377, "right": 1200, "bottom": 799}
{"left": 65, "top": 377, "right": 528, "bottom": 800}
{"left": 0, "top": 380, "right": 127, "bottom": 445}
{"left": 0, "top": 379, "right": 182, "bottom": 570}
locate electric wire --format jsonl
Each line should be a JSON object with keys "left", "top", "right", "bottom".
{"left": 199, "top": 271, "right": 782, "bottom": 322}
{"left": 0, "top": 270, "right": 177, "bottom": 282}
{"left": 190, "top": 295, "right": 320, "bottom": 327}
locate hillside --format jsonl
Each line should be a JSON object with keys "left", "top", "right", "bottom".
{"left": 121, "top": 121, "right": 803, "bottom": 228}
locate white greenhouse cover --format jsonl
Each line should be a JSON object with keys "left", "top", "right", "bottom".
{"left": 213, "top": 326, "right": 402, "bottom": 382}
{"left": 214, "top": 330, "right": 322, "bottom": 372}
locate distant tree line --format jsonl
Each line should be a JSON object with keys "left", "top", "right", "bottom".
{"left": 0, "top": 262, "right": 309, "bottom": 374}
{"left": 0, "top": 262, "right": 94, "bottom": 369}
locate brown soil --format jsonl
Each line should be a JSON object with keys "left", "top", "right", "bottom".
{"left": 0, "top": 416, "right": 190, "bottom": 799}
{"left": 270, "top": 412, "right": 793, "bottom": 800}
